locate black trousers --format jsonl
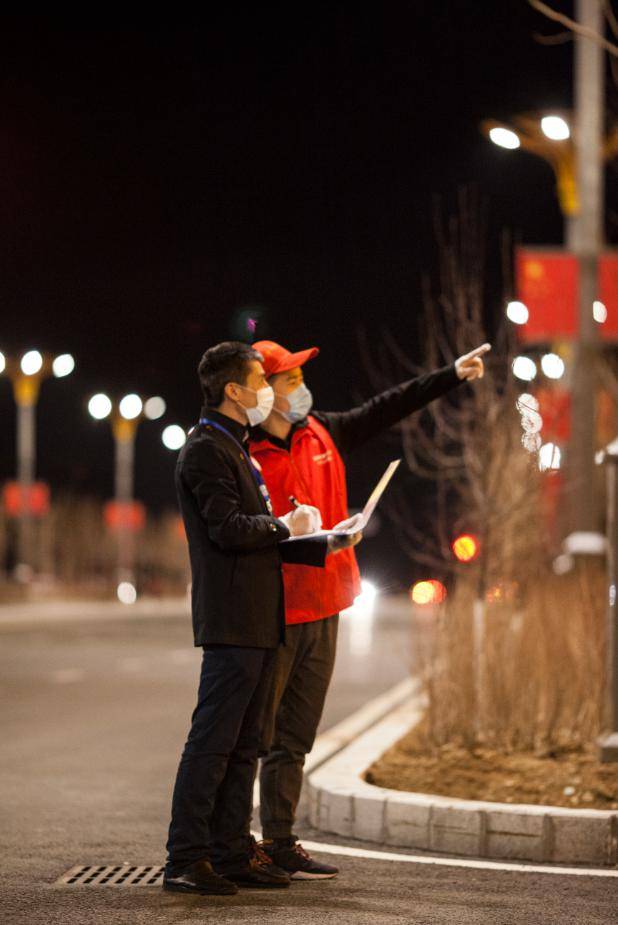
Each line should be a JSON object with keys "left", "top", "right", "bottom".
{"left": 165, "top": 644, "right": 276, "bottom": 874}
{"left": 259, "top": 614, "right": 339, "bottom": 840}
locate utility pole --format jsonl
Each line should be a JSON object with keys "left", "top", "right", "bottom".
{"left": 568, "top": 0, "right": 604, "bottom": 535}
{"left": 112, "top": 416, "right": 138, "bottom": 588}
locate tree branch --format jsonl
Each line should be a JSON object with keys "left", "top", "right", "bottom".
{"left": 527, "top": 0, "right": 618, "bottom": 57}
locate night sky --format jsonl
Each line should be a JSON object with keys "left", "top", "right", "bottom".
{"left": 0, "top": 4, "right": 611, "bottom": 586}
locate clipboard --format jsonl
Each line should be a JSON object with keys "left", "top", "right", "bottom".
{"left": 283, "top": 459, "right": 401, "bottom": 540}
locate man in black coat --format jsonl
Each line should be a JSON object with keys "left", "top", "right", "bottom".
{"left": 164, "top": 341, "right": 357, "bottom": 897}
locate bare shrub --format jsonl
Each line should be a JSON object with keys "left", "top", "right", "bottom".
{"left": 363, "top": 190, "right": 612, "bottom": 751}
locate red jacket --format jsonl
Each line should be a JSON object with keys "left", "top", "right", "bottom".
{"left": 250, "top": 415, "right": 361, "bottom": 624}
{"left": 249, "top": 364, "right": 463, "bottom": 625}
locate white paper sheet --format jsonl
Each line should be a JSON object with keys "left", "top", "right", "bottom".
{"left": 283, "top": 459, "right": 401, "bottom": 540}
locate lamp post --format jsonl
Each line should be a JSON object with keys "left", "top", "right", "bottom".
{"left": 597, "top": 437, "right": 618, "bottom": 762}
{"left": 483, "top": 85, "right": 616, "bottom": 536}
{"left": 0, "top": 348, "right": 75, "bottom": 578}
{"left": 88, "top": 393, "right": 166, "bottom": 596}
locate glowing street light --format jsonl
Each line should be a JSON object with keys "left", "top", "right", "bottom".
{"left": 506, "top": 300, "right": 529, "bottom": 325}
{"left": 118, "top": 393, "right": 143, "bottom": 420}
{"left": 52, "top": 354, "right": 75, "bottom": 378}
{"left": 0, "top": 348, "right": 76, "bottom": 578}
{"left": 87, "top": 391, "right": 169, "bottom": 590}
{"left": 88, "top": 393, "right": 112, "bottom": 420}
{"left": 20, "top": 350, "right": 44, "bottom": 376}
{"left": 488, "top": 126, "right": 520, "bottom": 150}
{"left": 143, "top": 396, "right": 166, "bottom": 420}
{"left": 162, "top": 424, "right": 187, "bottom": 451}
{"left": 541, "top": 115, "right": 570, "bottom": 141}
{"left": 512, "top": 356, "right": 537, "bottom": 382}
{"left": 540, "top": 353, "right": 565, "bottom": 379}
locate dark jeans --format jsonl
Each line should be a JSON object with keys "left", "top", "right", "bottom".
{"left": 165, "top": 644, "right": 276, "bottom": 875}
{"left": 259, "top": 614, "right": 339, "bottom": 840}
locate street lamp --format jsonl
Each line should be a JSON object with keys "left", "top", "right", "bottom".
{"left": 87, "top": 391, "right": 167, "bottom": 595}
{"left": 161, "top": 424, "right": 187, "bottom": 451}
{"left": 482, "top": 111, "right": 583, "bottom": 221}
{"left": 483, "top": 99, "right": 618, "bottom": 538}
{"left": 0, "top": 348, "right": 75, "bottom": 579}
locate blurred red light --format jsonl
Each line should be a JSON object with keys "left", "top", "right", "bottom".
{"left": 411, "top": 579, "right": 447, "bottom": 605}
{"left": 452, "top": 533, "right": 479, "bottom": 562}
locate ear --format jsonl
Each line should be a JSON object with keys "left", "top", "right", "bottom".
{"left": 223, "top": 381, "right": 242, "bottom": 403}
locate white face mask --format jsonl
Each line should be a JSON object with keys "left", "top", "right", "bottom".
{"left": 275, "top": 382, "right": 313, "bottom": 423}
{"left": 234, "top": 384, "right": 275, "bottom": 426}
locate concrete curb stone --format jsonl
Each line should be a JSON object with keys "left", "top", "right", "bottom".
{"left": 306, "top": 689, "right": 618, "bottom": 866}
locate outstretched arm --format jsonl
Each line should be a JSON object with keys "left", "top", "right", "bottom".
{"left": 314, "top": 344, "right": 490, "bottom": 455}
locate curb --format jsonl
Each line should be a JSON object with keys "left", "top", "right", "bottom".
{"left": 0, "top": 596, "right": 189, "bottom": 629}
{"left": 306, "top": 688, "right": 618, "bottom": 867}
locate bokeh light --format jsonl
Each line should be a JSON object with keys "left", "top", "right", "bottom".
{"left": 52, "top": 353, "right": 75, "bottom": 378}
{"left": 162, "top": 424, "right": 187, "bottom": 450}
{"left": 593, "top": 300, "right": 607, "bottom": 323}
{"left": 506, "top": 300, "right": 529, "bottom": 324}
{"left": 144, "top": 396, "right": 166, "bottom": 420}
{"left": 411, "top": 579, "right": 447, "bottom": 605}
{"left": 539, "top": 442, "right": 561, "bottom": 471}
{"left": 512, "top": 356, "right": 537, "bottom": 382}
{"left": 20, "top": 350, "right": 43, "bottom": 376}
{"left": 119, "top": 393, "right": 143, "bottom": 420}
{"left": 88, "top": 393, "right": 112, "bottom": 419}
{"left": 117, "top": 581, "right": 137, "bottom": 605}
{"left": 489, "top": 127, "right": 520, "bottom": 149}
{"left": 452, "top": 534, "right": 480, "bottom": 563}
{"left": 541, "top": 353, "right": 565, "bottom": 379}
{"left": 541, "top": 115, "right": 570, "bottom": 141}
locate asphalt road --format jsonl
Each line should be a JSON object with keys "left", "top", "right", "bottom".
{"left": 1, "top": 595, "right": 617, "bottom": 924}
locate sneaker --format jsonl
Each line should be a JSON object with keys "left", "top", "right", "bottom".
{"left": 163, "top": 858, "right": 238, "bottom": 895}
{"left": 214, "top": 837, "right": 291, "bottom": 889}
{"left": 259, "top": 837, "right": 339, "bottom": 880}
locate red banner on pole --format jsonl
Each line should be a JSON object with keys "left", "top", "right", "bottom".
{"left": 104, "top": 500, "right": 146, "bottom": 533}
{"left": 2, "top": 481, "right": 50, "bottom": 517}
{"left": 516, "top": 248, "right": 618, "bottom": 342}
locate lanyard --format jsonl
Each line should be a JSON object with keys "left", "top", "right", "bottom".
{"left": 199, "top": 417, "right": 273, "bottom": 515}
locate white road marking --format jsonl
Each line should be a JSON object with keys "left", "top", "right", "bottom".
{"left": 250, "top": 826, "right": 618, "bottom": 878}
{"left": 51, "top": 668, "right": 86, "bottom": 684}
{"left": 298, "top": 839, "right": 618, "bottom": 879}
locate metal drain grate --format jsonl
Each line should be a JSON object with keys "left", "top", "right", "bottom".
{"left": 56, "top": 865, "right": 164, "bottom": 887}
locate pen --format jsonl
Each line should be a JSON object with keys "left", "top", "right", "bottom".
{"left": 289, "top": 495, "right": 301, "bottom": 508}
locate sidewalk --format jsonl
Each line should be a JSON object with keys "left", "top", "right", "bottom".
{"left": 0, "top": 595, "right": 189, "bottom": 628}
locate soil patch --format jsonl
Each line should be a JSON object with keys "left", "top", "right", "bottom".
{"left": 365, "top": 724, "right": 618, "bottom": 810}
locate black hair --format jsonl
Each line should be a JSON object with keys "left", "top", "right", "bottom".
{"left": 198, "top": 341, "right": 263, "bottom": 407}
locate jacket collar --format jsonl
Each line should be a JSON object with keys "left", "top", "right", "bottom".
{"left": 250, "top": 416, "right": 310, "bottom": 451}
{"left": 200, "top": 406, "right": 249, "bottom": 446}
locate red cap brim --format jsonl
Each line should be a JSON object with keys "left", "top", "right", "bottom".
{"left": 270, "top": 346, "right": 319, "bottom": 374}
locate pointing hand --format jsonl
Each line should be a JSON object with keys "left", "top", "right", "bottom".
{"left": 455, "top": 343, "right": 491, "bottom": 382}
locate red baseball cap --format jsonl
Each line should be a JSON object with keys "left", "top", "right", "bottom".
{"left": 252, "top": 340, "right": 320, "bottom": 378}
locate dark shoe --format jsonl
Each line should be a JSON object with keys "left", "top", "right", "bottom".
{"left": 215, "top": 838, "right": 290, "bottom": 889}
{"left": 163, "top": 858, "right": 238, "bottom": 895}
{"left": 260, "top": 837, "right": 339, "bottom": 880}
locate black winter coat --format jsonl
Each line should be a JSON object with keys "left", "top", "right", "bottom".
{"left": 176, "top": 408, "right": 327, "bottom": 648}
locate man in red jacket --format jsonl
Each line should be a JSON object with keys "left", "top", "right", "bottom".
{"left": 249, "top": 338, "right": 489, "bottom": 879}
